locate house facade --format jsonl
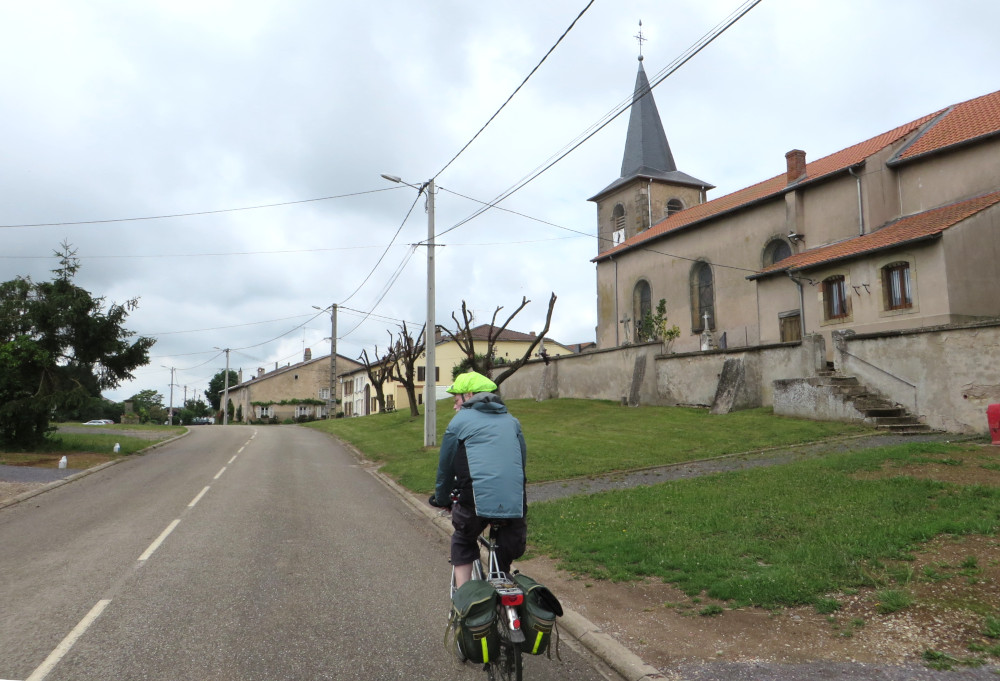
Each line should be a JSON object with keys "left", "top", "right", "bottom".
{"left": 342, "top": 325, "right": 575, "bottom": 416}
{"left": 593, "top": 56, "right": 1000, "bottom": 362}
{"left": 226, "top": 348, "right": 362, "bottom": 423}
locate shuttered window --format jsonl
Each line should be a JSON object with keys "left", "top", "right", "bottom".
{"left": 823, "top": 276, "right": 848, "bottom": 320}
{"left": 883, "top": 262, "right": 912, "bottom": 310}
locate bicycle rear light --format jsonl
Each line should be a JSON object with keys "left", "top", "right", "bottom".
{"left": 501, "top": 594, "right": 524, "bottom": 606}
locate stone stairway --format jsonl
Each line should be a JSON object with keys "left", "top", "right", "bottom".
{"left": 811, "top": 372, "right": 933, "bottom": 434}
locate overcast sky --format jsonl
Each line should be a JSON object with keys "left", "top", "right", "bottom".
{"left": 2, "top": 0, "right": 998, "bottom": 406}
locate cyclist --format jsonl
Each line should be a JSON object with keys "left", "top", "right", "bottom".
{"left": 430, "top": 371, "right": 527, "bottom": 588}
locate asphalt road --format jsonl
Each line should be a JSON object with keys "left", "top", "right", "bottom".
{"left": 0, "top": 426, "right": 612, "bottom": 680}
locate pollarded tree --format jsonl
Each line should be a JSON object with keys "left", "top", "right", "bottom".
{"left": 359, "top": 345, "right": 394, "bottom": 413}
{"left": 442, "top": 293, "right": 557, "bottom": 388}
{"left": 386, "top": 321, "right": 426, "bottom": 418}
{"left": 0, "top": 242, "right": 155, "bottom": 448}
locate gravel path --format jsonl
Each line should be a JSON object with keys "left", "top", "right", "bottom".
{"left": 527, "top": 432, "right": 964, "bottom": 503}
{"left": 0, "top": 464, "right": 82, "bottom": 483}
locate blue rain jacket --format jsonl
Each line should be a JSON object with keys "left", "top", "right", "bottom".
{"left": 434, "top": 393, "right": 527, "bottom": 518}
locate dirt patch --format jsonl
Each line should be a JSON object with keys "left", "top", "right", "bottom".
{"left": 520, "top": 533, "right": 1000, "bottom": 671}
{"left": 0, "top": 451, "right": 116, "bottom": 469}
{"left": 0, "top": 480, "right": 47, "bottom": 502}
{"left": 851, "top": 446, "right": 1000, "bottom": 487}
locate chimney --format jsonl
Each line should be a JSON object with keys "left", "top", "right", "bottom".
{"left": 304, "top": 348, "right": 312, "bottom": 361}
{"left": 785, "top": 149, "right": 806, "bottom": 185}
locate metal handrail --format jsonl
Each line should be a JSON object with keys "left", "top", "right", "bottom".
{"left": 841, "top": 348, "right": 919, "bottom": 416}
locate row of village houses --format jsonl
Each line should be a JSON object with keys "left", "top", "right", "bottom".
{"left": 221, "top": 325, "right": 585, "bottom": 423}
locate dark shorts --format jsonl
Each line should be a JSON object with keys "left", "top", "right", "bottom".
{"left": 450, "top": 502, "right": 527, "bottom": 574}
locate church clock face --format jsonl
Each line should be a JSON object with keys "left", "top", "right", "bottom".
{"left": 612, "top": 228, "right": 625, "bottom": 246}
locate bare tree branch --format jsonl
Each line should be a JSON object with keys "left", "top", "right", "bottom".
{"left": 493, "top": 292, "right": 557, "bottom": 387}
{"left": 386, "top": 321, "right": 426, "bottom": 417}
{"left": 440, "top": 294, "right": 558, "bottom": 387}
{"left": 359, "top": 345, "right": 394, "bottom": 413}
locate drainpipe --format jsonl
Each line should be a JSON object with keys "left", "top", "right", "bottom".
{"left": 848, "top": 166, "right": 864, "bottom": 236}
{"left": 788, "top": 271, "right": 806, "bottom": 338}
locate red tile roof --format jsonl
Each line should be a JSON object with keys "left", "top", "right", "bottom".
{"left": 595, "top": 89, "right": 1000, "bottom": 263}
{"left": 894, "top": 90, "right": 1000, "bottom": 162}
{"left": 436, "top": 324, "right": 540, "bottom": 343}
{"left": 749, "top": 190, "right": 1000, "bottom": 279}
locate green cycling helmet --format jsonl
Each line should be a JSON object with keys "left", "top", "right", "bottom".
{"left": 446, "top": 370, "right": 497, "bottom": 395}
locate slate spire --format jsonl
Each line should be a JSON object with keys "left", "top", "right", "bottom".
{"left": 621, "top": 56, "right": 677, "bottom": 178}
{"left": 589, "top": 52, "right": 712, "bottom": 202}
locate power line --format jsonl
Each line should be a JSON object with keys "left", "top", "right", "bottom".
{"left": 339, "top": 305, "right": 421, "bottom": 328}
{"left": 338, "top": 188, "right": 422, "bottom": 306}
{"left": 146, "top": 313, "right": 313, "bottom": 336}
{"left": 433, "top": 0, "right": 596, "bottom": 180}
{"left": 440, "top": 183, "right": 757, "bottom": 272}
{"left": 0, "top": 244, "right": 389, "bottom": 260}
{"left": 0, "top": 187, "right": 399, "bottom": 230}
{"left": 433, "top": 0, "right": 763, "bottom": 241}
{"left": 339, "top": 246, "right": 419, "bottom": 340}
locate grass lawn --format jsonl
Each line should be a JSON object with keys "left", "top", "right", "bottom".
{"left": 305, "top": 398, "right": 871, "bottom": 492}
{"left": 306, "top": 398, "right": 1000, "bottom": 609}
{"left": 0, "top": 424, "right": 185, "bottom": 467}
{"left": 529, "top": 441, "right": 1000, "bottom": 607}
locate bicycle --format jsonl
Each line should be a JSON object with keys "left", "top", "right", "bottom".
{"left": 450, "top": 522, "right": 525, "bottom": 681}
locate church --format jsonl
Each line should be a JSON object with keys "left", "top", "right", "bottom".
{"left": 590, "top": 55, "right": 1000, "bottom": 362}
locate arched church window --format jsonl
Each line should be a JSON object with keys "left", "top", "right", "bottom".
{"left": 612, "top": 204, "right": 626, "bottom": 231}
{"left": 690, "top": 261, "right": 715, "bottom": 331}
{"left": 632, "top": 280, "right": 652, "bottom": 341}
{"left": 763, "top": 239, "right": 792, "bottom": 267}
{"left": 666, "top": 198, "right": 683, "bottom": 216}
{"left": 611, "top": 204, "right": 626, "bottom": 246}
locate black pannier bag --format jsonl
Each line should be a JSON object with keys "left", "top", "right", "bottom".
{"left": 448, "top": 579, "right": 500, "bottom": 664}
{"left": 511, "top": 572, "right": 563, "bottom": 657}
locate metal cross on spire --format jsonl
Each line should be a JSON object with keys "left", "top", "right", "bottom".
{"left": 634, "top": 20, "right": 646, "bottom": 59}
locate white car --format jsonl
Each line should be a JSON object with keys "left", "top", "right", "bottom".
{"left": 82, "top": 419, "right": 115, "bottom": 425}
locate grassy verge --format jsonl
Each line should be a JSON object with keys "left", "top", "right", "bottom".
{"left": 0, "top": 425, "right": 185, "bottom": 468}
{"left": 305, "top": 398, "right": 870, "bottom": 492}
{"left": 529, "top": 441, "right": 999, "bottom": 608}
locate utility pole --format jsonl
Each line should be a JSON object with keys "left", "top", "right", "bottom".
{"left": 424, "top": 179, "right": 436, "bottom": 448}
{"left": 223, "top": 348, "right": 231, "bottom": 425}
{"left": 380, "top": 173, "right": 437, "bottom": 448}
{"left": 162, "top": 366, "right": 176, "bottom": 425}
{"left": 330, "top": 304, "right": 337, "bottom": 418}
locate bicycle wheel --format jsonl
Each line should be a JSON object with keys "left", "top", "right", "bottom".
{"left": 487, "top": 607, "right": 523, "bottom": 681}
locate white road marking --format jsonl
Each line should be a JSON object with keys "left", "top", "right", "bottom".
{"left": 237, "top": 446, "right": 245, "bottom": 454}
{"left": 188, "top": 486, "right": 210, "bottom": 508}
{"left": 138, "top": 519, "right": 181, "bottom": 562}
{"left": 228, "top": 454, "right": 237, "bottom": 464}
{"left": 25, "top": 599, "right": 111, "bottom": 681}
{"left": 213, "top": 466, "right": 227, "bottom": 480}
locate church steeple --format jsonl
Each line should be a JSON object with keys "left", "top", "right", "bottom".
{"left": 620, "top": 56, "right": 678, "bottom": 179}
{"left": 589, "top": 28, "right": 713, "bottom": 250}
